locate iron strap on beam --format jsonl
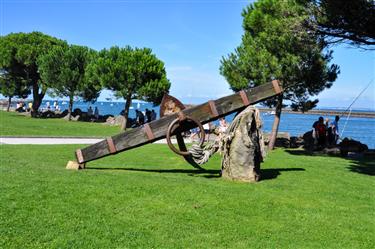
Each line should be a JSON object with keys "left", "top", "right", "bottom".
{"left": 239, "top": 90, "right": 250, "bottom": 106}
{"left": 106, "top": 137, "right": 117, "bottom": 154}
{"left": 208, "top": 100, "right": 219, "bottom": 118}
{"left": 272, "top": 80, "right": 282, "bottom": 94}
{"left": 143, "top": 123, "right": 155, "bottom": 140}
{"left": 76, "top": 149, "right": 84, "bottom": 164}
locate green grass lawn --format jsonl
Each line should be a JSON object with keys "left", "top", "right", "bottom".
{"left": 0, "top": 110, "right": 121, "bottom": 137}
{"left": 1, "top": 144, "right": 374, "bottom": 248}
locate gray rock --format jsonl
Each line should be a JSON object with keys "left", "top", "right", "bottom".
{"left": 221, "top": 106, "right": 265, "bottom": 182}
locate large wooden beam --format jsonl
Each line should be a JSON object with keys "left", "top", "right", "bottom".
{"left": 77, "top": 80, "right": 282, "bottom": 163}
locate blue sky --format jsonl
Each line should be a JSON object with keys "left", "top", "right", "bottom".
{"left": 1, "top": 0, "right": 374, "bottom": 109}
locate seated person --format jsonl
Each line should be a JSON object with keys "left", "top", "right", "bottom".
{"left": 313, "top": 117, "right": 326, "bottom": 148}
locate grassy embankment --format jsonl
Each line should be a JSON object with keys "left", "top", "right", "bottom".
{"left": 1, "top": 143, "right": 374, "bottom": 248}
{"left": 0, "top": 110, "right": 120, "bottom": 137}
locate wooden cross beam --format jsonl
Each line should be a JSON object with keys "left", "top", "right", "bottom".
{"left": 76, "top": 80, "right": 282, "bottom": 164}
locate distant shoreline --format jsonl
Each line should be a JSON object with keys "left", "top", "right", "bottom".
{"left": 1, "top": 99, "right": 374, "bottom": 118}
{"left": 258, "top": 108, "right": 375, "bottom": 118}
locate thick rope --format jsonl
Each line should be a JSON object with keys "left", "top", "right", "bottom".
{"left": 189, "top": 142, "right": 219, "bottom": 165}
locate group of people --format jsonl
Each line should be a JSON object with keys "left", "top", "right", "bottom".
{"left": 15, "top": 101, "right": 61, "bottom": 112}
{"left": 15, "top": 102, "right": 27, "bottom": 112}
{"left": 45, "top": 101, "right": 61, "bottom": 112}
{"left": 87, "top": 106, "right": 100, "bottom": 119}
{"left": 134, "top": 109, "right": 157, "bottom": 126}
{"left": 312, "top": 115, "right": 340, "bottom": 149}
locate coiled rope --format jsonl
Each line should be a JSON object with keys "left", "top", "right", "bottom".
{"left": 189, "top": 143, "right": 219, "bottom": 165}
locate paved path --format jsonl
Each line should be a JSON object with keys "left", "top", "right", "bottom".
{"left": 0, "top": 137, "right": 103, "bottom": 145}
{"left": 0, "top": 137, "right": 187, "bottom": 145}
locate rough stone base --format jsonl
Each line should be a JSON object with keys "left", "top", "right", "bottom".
{"left": 221, "top": 165, "right": 260, "bottom": 182}
{"left": 221, "top": 106, "right": 265, "bottom": 182}
{"left": 66, "top": 160, "right": 85, "bottom": 170}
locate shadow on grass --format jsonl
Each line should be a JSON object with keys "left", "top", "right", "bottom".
{"left": 285, "top": 149, "right": 314, "bottom": 156}
{"left": 87, "top": 166, "right": 221, "bottom": 178}
{"left": 285, "top": 149, "right": 375, "bottom": 176}
{"left": 87, "top": 166, "right": 306, "bottom": 180}
{"left": 260, "top": 168, "right": 305, "bottom": 181}
{"left": 347, "top": 159, "right": 375, "bottom": 176}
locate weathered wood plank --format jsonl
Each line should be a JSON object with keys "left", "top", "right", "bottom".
{"left": 77, "top": 81, "right": 282, "bottom": 163}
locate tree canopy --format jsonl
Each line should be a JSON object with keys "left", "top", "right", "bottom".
{"left": 305, "top": 0, "right": 375, "bottom": 48}
{"left": 38, "top": 44, "right": 100, "bottom": 120}
{"left": 220, "top": 0, "right": 339, "bottom": 148}
{"left": 0, "top": 32, "right": 66, "bottom": 114}
{"left": 290, "top": 97, "right": 319, "bottom": 113}
{"left": 87, "top": 46, "right": 170, "bottom": 129}
{"left": 0, "top": 69, "right": 30, "bottom": 111}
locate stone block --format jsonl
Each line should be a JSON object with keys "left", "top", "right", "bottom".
{"left": 66, "top": 160, "right": 85, "bottom": 170}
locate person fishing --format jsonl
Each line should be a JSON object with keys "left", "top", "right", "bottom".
{"left": 330, "top": 115, "right": 340, "bottom": 145}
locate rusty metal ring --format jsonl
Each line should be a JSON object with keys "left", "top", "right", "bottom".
{"left": 166, "top": 115, "right": 205, "bottom": 156}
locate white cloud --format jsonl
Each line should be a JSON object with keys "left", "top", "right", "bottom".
{"left": 165, "top": 65, "right": 232, "bottom": 103}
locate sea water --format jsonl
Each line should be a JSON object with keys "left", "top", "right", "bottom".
{"left": 262, "top": 113, "right": 375, "bottom": 149}
{"left": 40, "top": 100, "right": 375, "bottom": 149}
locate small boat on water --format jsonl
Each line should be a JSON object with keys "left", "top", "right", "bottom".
{"left": 265, "top": 110, "right": 276, "bottom": 115}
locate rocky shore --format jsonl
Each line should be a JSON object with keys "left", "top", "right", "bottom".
{"left": 259, "top": 108, "right": 375, "bottom": 118}
{"left": 263, "top": 131, "right": 373, "bottom": 158}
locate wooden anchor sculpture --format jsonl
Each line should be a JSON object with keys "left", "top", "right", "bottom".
{"left": 68, "top": 80, "right": 282, "bottom": 169}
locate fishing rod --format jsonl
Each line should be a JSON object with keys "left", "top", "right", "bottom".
{"left": 339, "top": 79, "right": 373, "bottom": 138}
{"left": 340, "top": 79, "right": 374, "bottom": 118}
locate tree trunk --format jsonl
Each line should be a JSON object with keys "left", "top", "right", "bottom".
{"left": 31, "top": 83, "right": 46, "bottom": 117}
{"left": 121, "top": 94, "right": 132, "bottom": 130}
{"left": 31, "top": 96, "right": 41, "bottom": 117}
{"left": 68, "top": 95, "right": 74, "bottom": 121}
{"left": 268, "top": 94, "right": 283, "bottom": 150}
{"left": 7, "top": 96, "right": 11, "bottom": 112}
